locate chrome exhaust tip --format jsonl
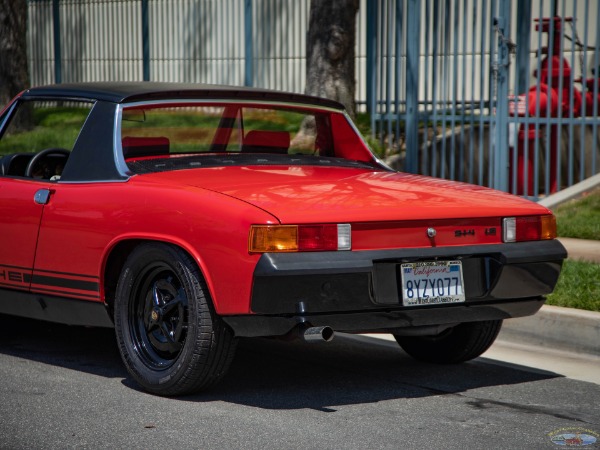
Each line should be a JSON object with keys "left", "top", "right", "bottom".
{"left": 300, "top": 326, "right": 335, "bottom": 343}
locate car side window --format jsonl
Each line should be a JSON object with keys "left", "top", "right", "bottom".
{"left": 0, "top": 100, "right": 93, "bottom": 179}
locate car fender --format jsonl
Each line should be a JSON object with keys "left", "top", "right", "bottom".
{"left": 92, "top": 185, "right": 278, "bottom": 315}
{"left": 100, "top": 232, "right": 221, "bottom": 309}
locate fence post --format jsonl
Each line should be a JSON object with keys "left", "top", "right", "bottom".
{"left": 515, "top": 0, "right": 532, "bottom": 95}
{"left": 244, "top": 0, "right": 254, "bottom": 87}
{"left": 52, "top": 0, "right": 61, "bottom": 83}
{"left": 492, "top": 2, "right": 512, "bottom": 192}
{"left": 141, "top": 0, "right": 150, "bottom": 81}
{"left": 404, "top": 0, "right": 420, "bottom": 174}
{"left": 365, "top": 0, "right": 377, "bottom": 119}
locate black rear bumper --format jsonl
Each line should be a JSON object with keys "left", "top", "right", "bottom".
{"left": 222, "top": 240, "right": 566, "bottom": 337}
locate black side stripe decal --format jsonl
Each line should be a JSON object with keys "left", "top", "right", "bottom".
{"left": 31, "top": 275, "right": 99, "bottom": 293}
{"left": 31, "top": 287, "right": 100, "bottom": 300}
{"left": 33, "top": 268, "right": 99, "bottom": 280}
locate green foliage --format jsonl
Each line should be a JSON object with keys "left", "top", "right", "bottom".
{"left": 123, "top": 110, "right": 220, "bottom": 129}
{"left": 362, "top": 134, "right": 386, "bottom": 158}
{"left": 354, "top": 112, "right": 390, "bottom": 158}
{"left": 34, "top": 106, "right": 90, "bottom": 127}
{"left": 555, "top": 188, "right": 600, "bottom": 240}
{"left": 0, "top": 127, "right": 83, "bottom": 154}
{"left": 353, "top": 112, "right": 373, "bottom": 135}
{"left": 546, "top": 259, "right": 600, "bottom": 312}
{"left": 0, "top": 106, "right": 90, "bottom": 155}
{"left": 123, "top": 108, "right": 306, "bottom": 133}
{"left": 243, "top": 110, "right": 305, "bottom": 132}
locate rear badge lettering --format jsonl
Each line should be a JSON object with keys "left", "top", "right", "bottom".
{"left": 485, "top": 227, "right": 497, "bottom": 236}
{"left": 454, "top": 229, "right": 475, "bottom": 238}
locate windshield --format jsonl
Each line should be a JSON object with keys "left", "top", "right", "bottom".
{"left": 120, "top": 102, "right": 378, "bottom": 173}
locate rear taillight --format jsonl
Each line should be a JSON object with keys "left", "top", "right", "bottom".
{"left": 249, "top": 224, "right": 351, "bottom": 252}
{"left": 503, "top": 215, "right": 556, "bottom": 242}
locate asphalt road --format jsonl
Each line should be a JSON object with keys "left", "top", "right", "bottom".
{"left": 0, "top": 315, "right": 598, "bottom": 449}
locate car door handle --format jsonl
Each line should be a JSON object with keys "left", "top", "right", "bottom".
{"left": 34, "top": 189, "right": 52, "bottom": 205}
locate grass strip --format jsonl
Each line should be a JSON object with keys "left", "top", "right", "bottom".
{"left": 554, "top": 188, "right": 600, "bottom": 241}
{"left": 546, "top": 259, "right": 600, "bottom": 312}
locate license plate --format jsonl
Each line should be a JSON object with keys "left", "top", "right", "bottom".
{"left": 400, "top": 260, "right": 466, "bottom": 306}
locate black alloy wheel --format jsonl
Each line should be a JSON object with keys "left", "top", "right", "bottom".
{"left": 129, "top": 263, "right": 188, "bottom": 370}
{"left": 114, "top": 243, "right": 237, "bottom": 396}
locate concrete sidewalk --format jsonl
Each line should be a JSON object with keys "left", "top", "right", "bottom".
{"left": 558, "top": 237, "right": 600, "bottom": 264}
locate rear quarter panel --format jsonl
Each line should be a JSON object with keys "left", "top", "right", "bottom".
{"left": 33, "top": 178, "right": 278, "bottom": 314}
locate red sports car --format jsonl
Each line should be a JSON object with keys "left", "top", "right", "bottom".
{"left": 0, "top": 83, "right": 566, "bottom": 396}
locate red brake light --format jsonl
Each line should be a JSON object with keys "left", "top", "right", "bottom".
{"left": 517, "top": 216, "right": 541, "bottom": 241}
{"left": 298, "top": 225, "right": 338, "bottom": 250}
{"left": 503, "top": 215, "right": 556, "bottom": 242}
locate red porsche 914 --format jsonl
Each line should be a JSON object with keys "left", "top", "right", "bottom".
{"left": 0, "top": 83, "right": 566, "bottom": 395}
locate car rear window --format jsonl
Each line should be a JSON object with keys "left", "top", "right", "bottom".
{"left": 120, "top": 102, "right": 376, "bottom": 173}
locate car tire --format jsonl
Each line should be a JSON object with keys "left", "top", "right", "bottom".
{"left": 394, "top": 320, "right": 502, "bottom": 364}
{"left": 114, "top": 242, "right": 237, "bottom": 396}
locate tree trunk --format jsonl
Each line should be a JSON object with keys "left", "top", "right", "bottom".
{"left": 0, "top": 0, "right": 29, "bottom": 107}
{"left": 305, "top": 0, "right": 359, "bottom": 118}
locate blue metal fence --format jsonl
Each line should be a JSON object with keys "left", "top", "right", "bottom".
{"left": 367, "top": 0, "right": 505, "bottom": 186}
{"left": 369, "top": 0, "right": 600, "bottom": 197}
{"left": 26, "top": 0, "right": 600, "bottom": 196}
{"left": 506, "top": 0, "right": 600, "bottom": 198}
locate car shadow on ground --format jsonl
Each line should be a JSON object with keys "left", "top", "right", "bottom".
{"left": 192, "top": 335, "right": 561, "bottom": 411}
{"left": 0, "top": 314, "right": 126, "bottom": 379}
{"left": 0, "top": 314, "right": 560, "bottom": 411}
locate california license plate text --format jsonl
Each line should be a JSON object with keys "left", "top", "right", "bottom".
{"left": 400, "top": 261, "right": 466, "bottom": 306}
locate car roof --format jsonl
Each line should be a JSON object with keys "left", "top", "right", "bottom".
{"left": 21, "top": 82, "right": 345, "bottom": 110}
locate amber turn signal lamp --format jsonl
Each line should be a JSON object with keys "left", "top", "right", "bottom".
{"left": 249, "top": 225, "right": 298, "bottom": 252}
{"left": 540, "top": 215, "right": 557, "bottom": 240}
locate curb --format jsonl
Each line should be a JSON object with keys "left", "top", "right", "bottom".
{"left": 499, "top": 305, "right": 600, "bottom": 357}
